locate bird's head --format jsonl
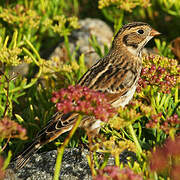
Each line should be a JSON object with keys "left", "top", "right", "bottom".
{"left": 112, "top": 22, "right": 160, "bottom": 57}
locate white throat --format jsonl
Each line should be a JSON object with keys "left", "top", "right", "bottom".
{"left": 127, "top": 35, "right": 153, "bottom": 57}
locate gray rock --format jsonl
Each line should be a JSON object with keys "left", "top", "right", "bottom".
{"left": 5, "top": 147, "right": 137, "bottom": 180}
{"left": 5, "top": 149, "right": 114, "bottom": 180}
{"left": 49, "top": 18, "right": 113, "bottom": 67}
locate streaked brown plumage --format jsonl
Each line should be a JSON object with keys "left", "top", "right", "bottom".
{"left": 15, "top": 22, "right": 160, "bottom": 168}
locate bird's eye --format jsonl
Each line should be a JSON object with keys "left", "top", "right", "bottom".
{"left": 137, "top": 29, "right": 144, "bottom": 34}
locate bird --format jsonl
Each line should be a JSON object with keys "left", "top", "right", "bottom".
{"left": 15, "top": 22, "right": 160, "bottom": 168}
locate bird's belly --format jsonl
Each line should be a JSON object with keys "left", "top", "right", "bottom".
{"left": 112, "top": 85, "right": 137, "bottom": 108}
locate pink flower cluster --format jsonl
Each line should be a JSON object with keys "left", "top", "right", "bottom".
{"left": 146, "top": 113, "right": 179, "bottom": 134}
{"left": 0, "top": 117, "right": 27, "bottom": 140}
{"left": 161, "top": 114, "right": 180, "bottom": 134}
{"left": 146, "top": 113, "right": 163, "bottom": 128}
{"left": 137, "top": 63, "right": 178, "bottom": 94}
{"left": 150, "top": 135, "right": 180, "bottom": 180}
{"left": 51, "top": 85, "right": 116, "bottom": 122}
{"left": 94, "top": 166, "right": 143, "bottom": 180}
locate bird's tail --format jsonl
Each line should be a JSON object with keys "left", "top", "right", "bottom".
{"left": 15, "top": 139, "right": 41, "bottom": 169}
{"left": 15, "top": 113, "right": 75, "bottom": 169}
{"left": 15, "top": 112, "right": 80, "bottom": 169}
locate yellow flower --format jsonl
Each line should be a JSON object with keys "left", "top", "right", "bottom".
{"left": 109, "top": 106, "right": 141, "bottom": 129}
{"left": 98, "top": 0, "right": 151, "bottom": 11}
{"left": 71, "top": 61, "right": 79, "bottom": 71}
{"left": 0, "top": 47, "right": 22, "bottom": 66}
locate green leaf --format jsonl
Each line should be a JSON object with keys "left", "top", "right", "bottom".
{"left": 2, "top": 151, "right": 12, "bottom": 170}
{"left": 15, "top": 114, "right": 24, "bottom": 123}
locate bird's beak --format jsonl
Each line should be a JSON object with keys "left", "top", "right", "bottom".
{"left": 150, "top": 29, "right": 161, "bottom": 36}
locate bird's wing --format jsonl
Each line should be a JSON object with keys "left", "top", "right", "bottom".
{"left": 29, "top": 56, "right": 138, "bottom": 144}
{"left": 35, "top": 112, "right": 79, "bottom": 143}
{"left": 78, "top": 56, "right": 138, "bottom": 104}
{"left": 39, "top": 54, "right": 138, "bottom": 139}
{"left": 15, "top": 112, "right": 82, "bottom": 169}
